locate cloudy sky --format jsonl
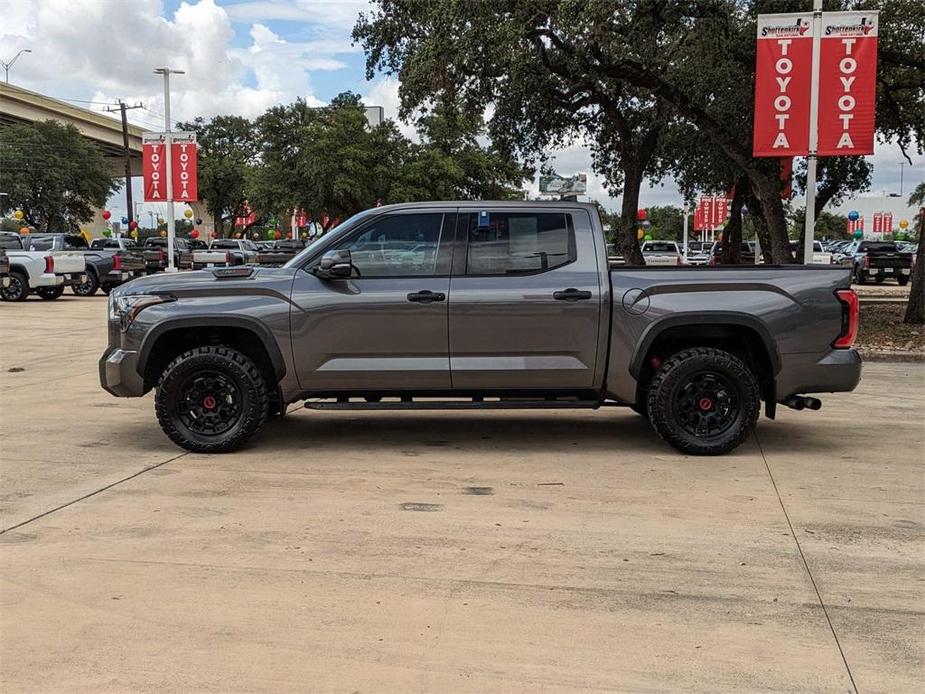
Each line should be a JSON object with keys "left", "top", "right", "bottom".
{"left": 2, "top": 0, "right": 921, "bottom": 221}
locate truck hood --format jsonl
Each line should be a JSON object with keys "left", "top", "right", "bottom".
{"left": 114, "top": 266, "right": 296, "bottom": 296}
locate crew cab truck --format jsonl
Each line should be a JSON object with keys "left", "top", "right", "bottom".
{"left": 191, "top": 238, "right": 259, "bottom": 269}
{"left": 100, "top": 202, "right": 861, "bottom": 456}
{"left": 844, "top": 240, "right": 914, "bottom": 285}
{"left": 0, "top": 232, "right": 87, "bottom": 301}
{"left": 143, "top": 237, "right": 193, "bottom": 273}
{"left": 26, "top": 234, "right": 145, "bottom": 296}
{"left": 641, "top": 240, "right": 683, "bottom": 266}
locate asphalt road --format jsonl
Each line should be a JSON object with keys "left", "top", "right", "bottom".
{"left": 1, "top": 294, "right": 923, "bottom": 693}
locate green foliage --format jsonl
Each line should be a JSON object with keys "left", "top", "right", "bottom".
{"left": 176, "top": 115, "right": 255, "bottom": 237}
{"left": 644, "top": 206, "right": 685, "bottom": 241}
{"left": 788, "top": 209, "right": 850, "bottom": 240}
{"left": 0, "top": 120, "right": 118, "bottom": 231}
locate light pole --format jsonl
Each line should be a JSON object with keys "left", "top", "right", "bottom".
{"left": 153, "top": 67, "right": 185, "bottom": 271}
{"left": 1, "top": 49, "right": 32, "bottom": 83}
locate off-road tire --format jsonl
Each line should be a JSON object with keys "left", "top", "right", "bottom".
{"left": 646, "top": 347, "right": 760, "bottom": 456}
{"left": 36, "top": 285, "right": 64, "bottom": 300}
{"left": 1, "top": 270, "right": 29, "bottom": 302}
{"left": 155, "top": 346, "right": 269, "bottom": 453}
{"left": 854, "top": 269, "right": 867, "bottom": 285}
{"left": 72, "top": 270, "right": 99, "bottom": 296}
{"left": 897, "top": 275, "right": 909, "bottom": 286}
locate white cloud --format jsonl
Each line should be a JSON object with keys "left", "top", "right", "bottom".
{"left": 225, "top": 0, "right": 371, "bottom": 29}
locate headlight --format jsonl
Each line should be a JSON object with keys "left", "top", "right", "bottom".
{"left": 109, "top": 293, "right": 175, "bottom": 331}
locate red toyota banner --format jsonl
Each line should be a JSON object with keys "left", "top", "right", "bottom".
{"left": 171, "top": 134, "right": 198, "bottom": 202}
{"left": 847, "top": 216, "right": 865, "bottom": 235}
{"left": 693, "top": 204, "right": 705, "bottom": 231}
{"left": 753, "top": 13, "right": 813, "bottom": 157}
{"left": 883, "top": 211, "right": 893, "bottom": 233}
{"left": 818, "top": 12, "right": 878, "bottom": 155}
{"left": 873, "top": 212, "right": 883, "bottom": 234}
{"left": 142, "top": 134, "right": 167, "bottom": 201}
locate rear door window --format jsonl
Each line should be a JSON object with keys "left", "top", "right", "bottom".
{"left": 464, "top": 211, "right": 575, "bottom": 275}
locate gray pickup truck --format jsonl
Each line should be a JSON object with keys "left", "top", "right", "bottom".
{"left": 100, "top": 202, "right": 861, "bottom": 456}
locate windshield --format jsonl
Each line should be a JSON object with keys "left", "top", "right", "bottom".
{"left": 0, "top": 235, "right": 24, "bottom": 250}
{"left": 642, "top": 242, "right": 678, "bottom": 253}
{"left": 210, "top": 239, "right": 242, "bottom": 249}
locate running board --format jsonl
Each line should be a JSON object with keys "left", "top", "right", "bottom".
{"left": 304, "top": 398, "right": 601, "bottom": 411}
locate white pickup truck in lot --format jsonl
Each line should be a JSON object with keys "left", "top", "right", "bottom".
{"left": 641, "top": 240, "right": 683, "bottom": 266}
{"left": 191, "top": 238, "right": 259, "bottom": 269}
{"left": 0, "top": 232, "right": 87, "bottom": 301}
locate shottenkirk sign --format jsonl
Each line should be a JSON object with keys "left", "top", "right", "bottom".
{"left": 753, "top": 11, "right": 878, "bottom": 158}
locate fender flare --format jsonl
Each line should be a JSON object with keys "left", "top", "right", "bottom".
{"left": 629, "top": 312, "right": 781, "bottom": 380}
{"left": 136, "top": 315, "right": 287, "bottom": 381}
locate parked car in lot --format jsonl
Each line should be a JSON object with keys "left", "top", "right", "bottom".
{"left": 843, "top": 240, "right": 914, "bottom": 285}
{"left": 26, "top": 234, "right": 145, "bottom": 296}
{"left": 101, "top": 201, "right": 861, "bottom": 457}
{"left": 255, "top": 239, "right": 307, "bottom": 266}
{"left": 0, "top": 232, "right": 87, "bottom": 301}
{"left": 641, "top": 240, "right": 683, "bottom": 266}
{"left": 191, "top": 238, "right": 259, "bottom": 269}
{"left": 0, "top": 247, "right": 10, "bottom": 289}
{"left": 787, "top": 240, "right": 834, "bottom": 265}
{"left": 684, "top": 241, "right": 710, "bottom": 266}
{"left": 143, "top": 237, "right": 194, "bottom": 273}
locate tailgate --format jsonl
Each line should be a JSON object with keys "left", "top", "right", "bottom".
{"left": 50, "top": 251, "right": 86, "bottom": 273}
{"left": 118, "top": 251, "right": 146, "bottom": 271}
{"left": 869, "top": 252, "right": 911, "bottom": 268}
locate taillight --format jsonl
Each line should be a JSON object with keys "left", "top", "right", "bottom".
{"left": 709, "top": 257, "right": 717, "bottom": 267}
{"left": 226, "top": 252, "right": 233, "bottom": 264}
{"left": 112, "top": 255, "right": 122, "bottom": 271}
{"left": 676, "top": 255, "right": 683, "bottom": 266}
{"left": 158, "top": 250, "right": 166, "bottom": 262}
{"left": 833, "top": 289, "right": 858, "bottom": 349}
{"left": 862, "top": 255, "right": 870, "bottom": 270}
{"left": 44, "top": 256, "right": 54, "bottom": 273}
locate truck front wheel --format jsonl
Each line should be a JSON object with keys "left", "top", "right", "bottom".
{"left": 646, "top": 347, "right": 760, "bottom": 456}
{"left": 155, "top": 346, "right": 269, "bottom": 453}
{"left": 1, "top": 270, "right": 29, "bottom": 302}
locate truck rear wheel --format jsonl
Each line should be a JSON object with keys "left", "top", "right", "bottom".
{"left": 155, "top": 346, "right": 269, "bottom": 453}
{"left": 898, "top": 275, "right": 909, "bottom": 286}
{"left": 646, "top": 347, "right": 760, "bottom": 456}
{"left": 1, "top": 270, "right": 29, "bottom": 302}
{"left": 72, "top": 270, "right": 99, "bottom": 296}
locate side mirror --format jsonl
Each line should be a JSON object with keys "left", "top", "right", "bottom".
{"left": 314, "top": 249, "right": 354, "bottom": 279}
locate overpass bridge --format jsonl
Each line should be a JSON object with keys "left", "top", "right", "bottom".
{"left": 0, "top": 81, "right": 146, "bottom": 177}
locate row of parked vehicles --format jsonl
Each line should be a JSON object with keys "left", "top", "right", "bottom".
{"left": 0, "top": 232, "right": 309, "bottom": 301}
{"left": 632, "top": 238, "right": 916, "bottom": 285}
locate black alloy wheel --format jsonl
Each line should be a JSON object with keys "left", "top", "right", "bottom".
{"left": 1, "top": 270, "right": 29, "bottom": 302}
{"left": 72, "top": 271, "right": 99, "bottom": 296}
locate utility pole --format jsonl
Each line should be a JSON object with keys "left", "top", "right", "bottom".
{"left": 154, "top": 67, "right": 185, "bottom": 272}
{"left": 104, "top": 100, "right": 143, "bottom": 234}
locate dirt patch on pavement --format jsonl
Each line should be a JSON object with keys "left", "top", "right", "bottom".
{"left": 858, "top": 304, "right": 925, "bottom": 356}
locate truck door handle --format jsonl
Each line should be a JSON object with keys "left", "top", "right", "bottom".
{"left": 407, "top": 290, "right": 446, "bottom": 303}
{"left": 553, "top": 288, "right": 592, "bottom": 301}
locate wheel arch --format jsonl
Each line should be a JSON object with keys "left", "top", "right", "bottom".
{"left": 630, "top": 313, "right": 779, "bottom": 413}
{"left": 138, "top": 316, "right": 286, "bottom": 392}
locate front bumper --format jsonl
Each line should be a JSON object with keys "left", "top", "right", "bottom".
{"left": 776, "top": 348, "right": 862, "bottom": 401}
{"left": 99, "top": 346, "right": 146, "bottom": 397}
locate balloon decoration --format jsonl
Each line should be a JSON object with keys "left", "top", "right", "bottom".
{"left": 300, "top": 232, "right": 308, "bottom": 240}
{"left": 13, "top": 210, "right": 23, "bottom": 220}
{"left": 643, "top": 234, "right": 653, "bottom": 241}
{"left": 274, "top": 230, "right": 282, "bottom": 240}
{"left": 209, "top": 230, "right": 217, "bottom": 239}
{"left": 636, "top": 209, "right": 647, "bottom": 221}
{"left": 160, "top": 230, "right": 167, "bottom": 237}
{"left": 847, "top": 210, "right": 859, "bottom": 221}
{"left": 19, "top": 226, "right": 30, "bottom": 235}
{"left": 102, "top": 228, "right": 112, "bottom": 238}
{"left": 234, "top": 232, "right": 242, "bottom": 239}
{"left": 184, "top": 209, "right": 194, "bottom": 219}
{"left": 637, "top": 229, "right": 644, "bottom": 240}
{"left": 131, "top": 230, "right": 139, "bottom": 239}
{"left": 129, "top": 220, "right": 138, "bottom": 230}
{"left": 899, "top": 219, "right": 909, "bottom": 230}
{"left": 190, "top": 229, "right": 200, "bottom": 239}
{"left": 266, "top": 229, "right": 276, "bottom": 240}
{"left": 196, "top": 218, "right": 203, "bottom": 225}
{"left": 853, "top": 229, "right": 863, "bottom": 239}
{"left": 157, "top": 217, "right": 164, "bottom": 225}
{"left": 641, "top": 220, "right": 651, "bottom": 229}
{"left": 121, "top": 216, "right": 129, "bottom": 225}
{"left": 102, "top": 210, "right": 112, "bottom": 220}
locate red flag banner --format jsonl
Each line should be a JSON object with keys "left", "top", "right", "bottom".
{"left": 883, "top": 212, "right": 893, "bottom": 233}
{"left": 873, "top": 212, "right": 883, "bottom": 234}
{"left": 753, "top": 13, "right": 813, "bottom": 157}
{"left": 170, "top": 133, "right": 198, "bottom": 202}
{"left": 817, "top": 12, "right": 878, "bottom": 155}
{"left": 142, "top": 133, "right": 167, "bottom": 202}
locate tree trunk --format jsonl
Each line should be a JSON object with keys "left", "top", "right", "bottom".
{"left": 721, "top": 178, "right": 747, "bottom": 264}
{"left": 903, "top": 207, "right": 925, "bottom": 325}
{"left": 747, "top": 170, "right": 793, "bottom": 264}
{"left": 619, "top": 161, "right": 646, "bottom": 266}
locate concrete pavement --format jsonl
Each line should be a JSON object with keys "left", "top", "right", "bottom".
{"left": 1, "top": 295, "right": 923, "bottom": 692}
